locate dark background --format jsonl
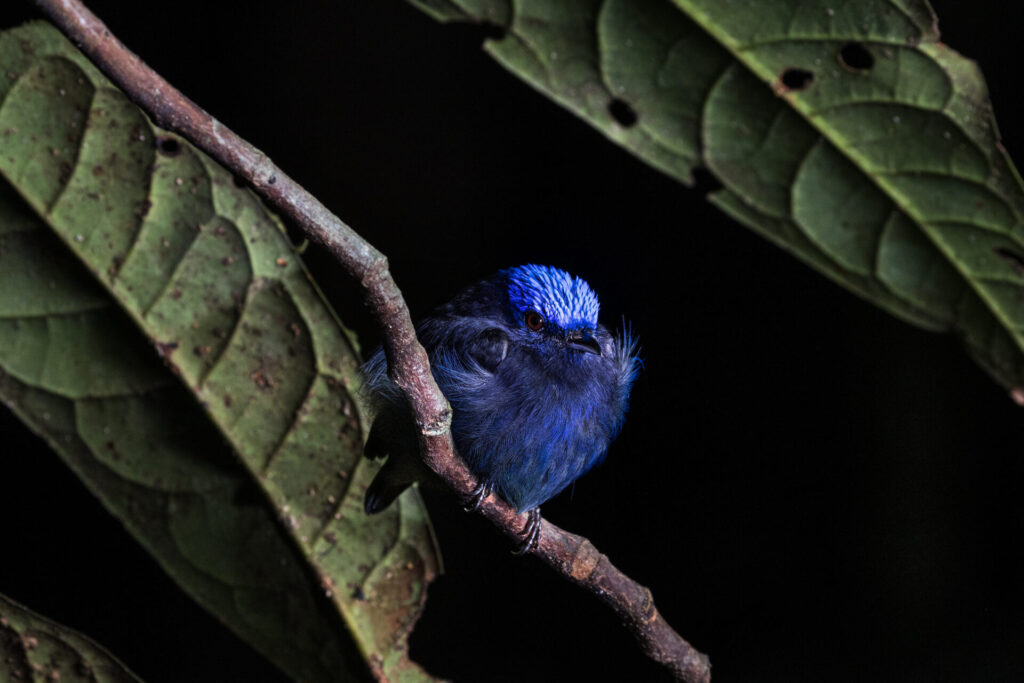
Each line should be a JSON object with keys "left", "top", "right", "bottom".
{"left": 2, "top": 2, "right": 1024, "bottom": 681}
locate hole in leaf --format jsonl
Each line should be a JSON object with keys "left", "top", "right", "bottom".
{"left": 156, "top": 137, "right": 181, "bottom": 156}
{"left": 779, "top": 68, "right": 814, "bottom": 91}
{"left": 476, "top": 21, "right": 507, "bottom": 41}
{"left": 838, "top": 43, "right": 874, "bottom": 71}
{"left": 995, "top": 247, "right": 1024, "bottom": 277}
{"left": 448, "top": 20, "right": 507, "bottom": 44}
{"left": 692, "top": 167, "right": 724, "bottom": 196}
{"left": 608, "top": 99, "right": 638, "bottom": 127}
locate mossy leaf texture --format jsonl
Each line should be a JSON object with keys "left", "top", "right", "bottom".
{"left": 410, "top": 0, "right": 1024, "bottom": 391}
{"left": 0, "top": 593, "right": 142, "bottom": 682}
{"left": 0, "top": 22, "right": 440, "bottom": 683}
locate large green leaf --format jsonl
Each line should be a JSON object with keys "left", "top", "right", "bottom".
{"left": 0, "top": 22, "right": 440, "bottom": 682}
{"left": 409, "top": 0, "right": 1024, "bottom": 391}
{"left": 0, "top": 593, "right": 142, "bottom": 682}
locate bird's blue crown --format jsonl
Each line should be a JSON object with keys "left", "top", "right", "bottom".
{"left": 504, "top": 264, "right": 600, "bottom": 331}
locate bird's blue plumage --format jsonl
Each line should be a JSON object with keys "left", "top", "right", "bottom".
{"left": 506, "top": 264, "right": 601, "bottom": 331}
{"left": 361, "top": 265, "right": 639, "bottom": 514}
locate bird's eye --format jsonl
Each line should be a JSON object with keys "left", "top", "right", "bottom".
{"left": 525, "top": 310, "right": 544, "bottom": 331}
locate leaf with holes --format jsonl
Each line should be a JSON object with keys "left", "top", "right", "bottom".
{"left": 0, "top": 593, "right": 142, "bottom": 682}
{"left": 0, "top": 22, "right": 440, "bottom": 682}
{"left": 408, "top": 0, "right": 1024, "bottom": 392}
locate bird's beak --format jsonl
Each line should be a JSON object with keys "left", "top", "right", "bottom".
{"left": 566, "top": 330, "right": 602, "bottom": 355}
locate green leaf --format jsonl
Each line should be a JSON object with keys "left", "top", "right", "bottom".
{"left": 0, "top": 22, "right": 440, "bottom": 682}
{"left": 408, "top": 0, "right": 1024, "bottom": 391}
{"left": 0, "top": 593, "right": 143, "bottom": 682}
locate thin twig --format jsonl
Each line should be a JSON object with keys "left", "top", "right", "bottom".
{"left": 30, "top": 1, "right": 711, "bottom": 680}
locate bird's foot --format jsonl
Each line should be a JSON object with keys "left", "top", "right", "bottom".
{"left": 463, "top": 480, "right": 492, "bottom": 512}
{"left": 512, "top": 508, "right": 542, "bottom": 555}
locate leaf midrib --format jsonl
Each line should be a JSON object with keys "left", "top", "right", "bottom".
{"left": 673, "top": 0, "right": 1024, "bottom": 351}
{"left": 0, "top": 83, "right": 382, "bottom": 672}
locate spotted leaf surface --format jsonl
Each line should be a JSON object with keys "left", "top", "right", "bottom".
{"left": 409, "top": 0, "right": 1024, "bottom": 391}
{"left": 0, "top": 594, "right": 142, "bottom": 683}
{"left": 0, "top": 22, "right": 440, "bottom": 682}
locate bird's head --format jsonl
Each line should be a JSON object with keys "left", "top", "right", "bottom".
{"left": 502, "top": 264, "right": 602, "bottom": 356}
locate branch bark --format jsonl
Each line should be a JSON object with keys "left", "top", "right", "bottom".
{"left": 31, "top": 1, "right": 711, "bottom": 680}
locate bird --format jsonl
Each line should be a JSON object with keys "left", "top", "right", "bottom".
{"left": 360, "top": 264, "right": 640, "bottom": 552}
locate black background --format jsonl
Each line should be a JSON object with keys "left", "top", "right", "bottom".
{"left": 2, "top": 2, "right": 1024, "bottom": 682}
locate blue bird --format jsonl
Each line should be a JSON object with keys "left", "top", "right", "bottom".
{"left": 361, "top": 264, "right": 640, "bottom": 551}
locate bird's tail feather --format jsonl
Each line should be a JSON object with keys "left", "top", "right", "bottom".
{"left": 364, "top": 459, "right": 411, "bottom": 514}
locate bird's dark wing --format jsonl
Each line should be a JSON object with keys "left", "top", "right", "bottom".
{"left": 415, "top": 315, "right": 509, "bottom": 374}
{"left": 465, "top": 327, "right": 509, "bottom": 373}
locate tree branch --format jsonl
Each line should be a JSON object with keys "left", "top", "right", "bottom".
{"left": 31, "top": 1, "right": 711, "bottom": 680}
